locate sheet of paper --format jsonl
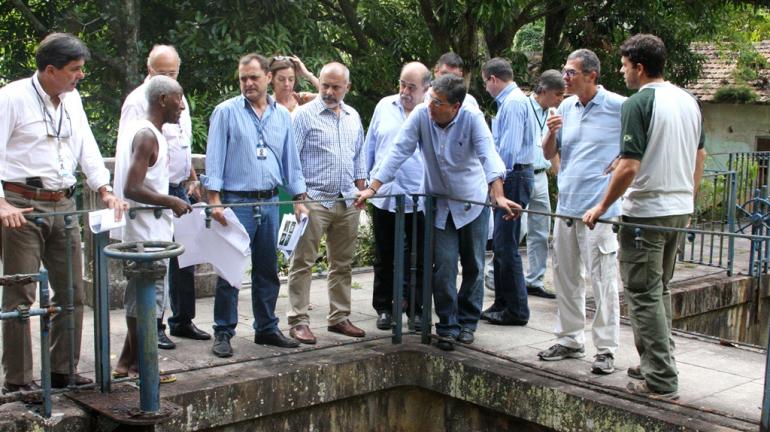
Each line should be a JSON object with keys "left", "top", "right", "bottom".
{"left": 88, "top": 208, "right": 127, "bottom": 233}
{"left": 277, "top": 213, "right": 309, "bottom": 259}
{"left": 173, "top": 205, "right": 251, "bottom": 288}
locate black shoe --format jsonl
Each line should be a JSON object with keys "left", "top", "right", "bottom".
{"left": 485, "top": 309, "right": 528, "bottom": 326}
{"left": 158, "top": 328, "right": 176, "bottom": 349}
{"left": 456, "top": 328, "right": 474, "bottom": 344}
{"left": 212, "top": 333, "right": 233, "bottom": 358}
{"left": 376, "top": 312, "right": 393, "bottom": 330}
{"left": 481, "top": 305, "right": 503, "bottom": 321}
{"left": 2, "top": 381, "right": 40, "bottom": 394}
{"left": 254, "top": 330, "right": 300, "bottom": 348}
{"left": 527, "top": 285, "right": 556, "bottom": 299}
{"left": 436, "top": 337, "right": 455, "bottom": 351}
{"left": 51, "top": 373, "right": 92, "bottom": 389}
{"left": 170, "top": 322, "right": 212, "bottom": 340}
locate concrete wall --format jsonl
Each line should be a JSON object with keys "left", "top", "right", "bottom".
{"left": 703, "top": 103, "right": 770, "bottom": 168}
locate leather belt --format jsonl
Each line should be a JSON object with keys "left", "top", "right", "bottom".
{"left": 2, "top": 182, "right": 74, "bottom": 202}
{"left": 224, "top": 187, "right": 279, "bottom": 199}
{"left": 512, "top": 163, "right": 533, "bottom": 171}
{"left": 534, "top": 168, "right": 547, "bottom": 175}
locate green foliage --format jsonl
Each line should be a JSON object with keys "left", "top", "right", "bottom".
{"left": 732, "top": 45, "right": 770, "bottom": 82}
{"left": 713, "top": 85, "right": 758, "bottom": 103}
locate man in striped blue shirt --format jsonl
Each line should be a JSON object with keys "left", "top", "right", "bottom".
{"left": 203, "top": 53, "right": 307, "bottom": 357}
{"left": 287, "top": 62, "right": 367, "bottom": 345}
{"left": 481, "top": 58, "right": 534, "bottom": 327}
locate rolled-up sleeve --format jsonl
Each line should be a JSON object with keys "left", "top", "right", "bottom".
{"left": 203, "top": 106, "right": 228, "bottom": 192}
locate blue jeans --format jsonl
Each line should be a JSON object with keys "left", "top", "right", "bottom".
{"left": 492, "top": 168, "right": 533, "bottom": 321}
{"left": 167, "top": 184, "right": 197, "bottom": 328}
{"left": 433, "top": 208, "right": 489, "bottom": 338}
{"left": 213, "top": 193, "right": 280, "bottom": 337}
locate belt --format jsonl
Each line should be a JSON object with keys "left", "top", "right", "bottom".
{"left": 224, "top": 187, "right": 279, "bottom": 199}
{"left": 534, "top": 168, "right": 547, "bottom": 175}
{"left": 512, "top": 163, "right": 533, "bottom": 171}
{"left": 2, "top": 182, "right": 75, "bottom": 202}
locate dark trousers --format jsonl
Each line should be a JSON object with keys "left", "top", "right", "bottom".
{"left": 492, "top": 168, "right": 534, "bottom": 321}
{"left": 371, "top": 206, "right": 425, "bottom": 316}
{"left": 167, "top": 184, "right": 197, "bottom": 329}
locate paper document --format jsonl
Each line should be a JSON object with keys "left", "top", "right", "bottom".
{"left": 88, "top": 208, "right": 126, "bottom": 233}
{"left": 277, "top": 213, "right": 309, "bottom": 259}
{"left": 173, "top": 205, "right": 251, "bottom": 288}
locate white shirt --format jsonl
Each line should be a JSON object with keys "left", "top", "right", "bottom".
{"left": 119, "top": 78, "right": 193, "bottom": 184}
{"left": 112, "top": 119, "right": 172, "bottom": 242}
{"left": 0, "top": 73, "right": 110, "bottom": 197}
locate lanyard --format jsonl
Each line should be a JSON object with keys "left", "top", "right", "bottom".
{"left": 31, "top": 79, "right": 66, "bottom": 137}
{"left": 529, "top": 97, "right": 547, "bottom": 132}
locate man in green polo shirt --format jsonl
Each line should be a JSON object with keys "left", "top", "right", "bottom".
{"left": 582, "top": 33, "right": 706, "bottom": 400}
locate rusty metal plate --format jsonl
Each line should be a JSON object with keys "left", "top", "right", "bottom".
{"left": 66, "top": 383, "right": 181, "bottom": 426}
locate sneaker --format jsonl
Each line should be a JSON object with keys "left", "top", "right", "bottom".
{"left": 537, "top": 344, "right": 585, "bottom": 361}
{"left": 626, "top": 380, "right": 679, "bottom": 400}
{"left": 591, "top": 353, "right": 615, "bottom": 374}
{"left": 627, "top": 365, "right": 643, "bottom": 380}
{"left": 212, "top": 333, "right": 233, "bottom": 358}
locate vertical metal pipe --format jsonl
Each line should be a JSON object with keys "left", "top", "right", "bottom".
{"left": 421, "top": 196, "right": 435, "bottom": 345}
{"left": 38, "top": 270, "right": 52, "bottom": 418}
{"left": 63, "top": 215, "right": 76, "bottom": 388}
{"left": 727, "top": 171, "right": 737, "bottom": 276}
{"left": 135, "top": 271, "right": 160, "bottom": 412}
{"left": 408, "top": 195, "right": 419, "bottom": 332}
{"left": 392, "top": 195, "right": 405, "bottom": 344}
{"left": 93, "top": 231, "right": 111, "bottom": 392}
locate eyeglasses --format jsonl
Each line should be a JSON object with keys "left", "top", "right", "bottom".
{"left": 561, "top": 68, "right": 583, "bottom": 78}
{"left": 429, "top": 97, "right": 448, "bottom": 107}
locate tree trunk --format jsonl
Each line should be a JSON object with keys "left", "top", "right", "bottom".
{"left": 542, "top": 0, "right": 568, "bottom": 71}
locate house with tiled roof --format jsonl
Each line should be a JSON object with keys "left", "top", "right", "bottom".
{"left": 687, "top": 40, "right": 770, "bottom": 153}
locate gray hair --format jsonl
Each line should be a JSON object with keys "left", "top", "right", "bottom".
{"left": 534, "top": 69, "right": 565, "bottom": 94}
{"left": 567, "top": 49, "right": 601, "bottom": 83}
{"left": 145, "top": 75, "right": 182, "bottom": 105}
{"left": 320, "top": 62, "right": 350, "bottom": 82}
{"left": 431, "top": 74, "right": 466, "bottom": 105}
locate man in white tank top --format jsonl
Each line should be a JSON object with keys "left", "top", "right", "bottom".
{"left": 112, "top": 75, "right": 192, "bottom": 379}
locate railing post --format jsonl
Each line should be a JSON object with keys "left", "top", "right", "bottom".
{"left": 421, "top": 195, "right": 435, "bottom": 345}
{"left": 38, "top": 270, "right": 53, "bottom": 418}
{"left": 392, "top": 195, "right": 405, "bottom": 344}
{"left": 93, "top": 231, "right": 111, "bottom": 392}
{"left": 408, "top": 195, "right": 419, "bottom": 332}
{"left": 727, "top": 171, "right": 737, "bottom": 276}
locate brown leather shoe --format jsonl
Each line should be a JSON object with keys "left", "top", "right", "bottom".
{"left": 328, "top": 319, "right": 366, "bottom": 338}
{"left": 289, "top": 324, "right": 317, "bottom": 345}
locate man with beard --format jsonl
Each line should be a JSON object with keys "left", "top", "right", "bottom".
{"left": 364, "top": 62, "right": 430, "bottom": 330}
{"left": 204, "top": 53, "right": 307, "bottom": 357}
{"left": 287, "top": 62, "right": 367, "bottom": 344}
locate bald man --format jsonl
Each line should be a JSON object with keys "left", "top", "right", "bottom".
{"left": 119, "top": 44, "right": 210, "bottom": 349}
{"left": 364, "top": 62, "right": 429, "bottom": 331}
{"left": 287, "top": 62, "right": 367, "bottom": 344}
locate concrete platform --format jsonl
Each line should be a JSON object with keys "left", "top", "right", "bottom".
{"left": 1, "top": 250, "right": 767, "bottom": 431}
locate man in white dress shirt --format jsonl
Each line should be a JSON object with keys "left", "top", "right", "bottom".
{"left": 0, "top": 33, "right": 126, "bottom": 392}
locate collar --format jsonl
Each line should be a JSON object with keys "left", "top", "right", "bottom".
{"left": 494, "top": 82, "right": 518, "bottom": 104}
{"left": 312, "top": 95, "right": 349, "bottom": 115}
{"left": 574, "top": 85, "right": 606, "bottom": 108}
{"left": 529, "top": 94, "right": 547, "bottom": 114}
{"left": 239, "top": 94, "right": 276, "bottom": 110}
{"left": 32, "top": 73, "right": 69, "bottom": 104}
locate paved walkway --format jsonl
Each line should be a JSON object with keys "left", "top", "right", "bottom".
{"left": 4, "top": 250, "right": 767, "bottom": 427}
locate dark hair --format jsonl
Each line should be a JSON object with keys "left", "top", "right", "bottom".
{"left": 534, "top": 69, "right": 565, "bottom": 94}
{"left": 436, "top": 52, "right": 464, "bottom": 70}
{"left": 620, "top": 34, "right": 667, "bottom": 78}
{"left": 35, "top": 33, "right": 90, "bottom": 71}
{"left": 268, "top": 56, "right": 295, "bottom": 76}
{"left": 239, "top": 53, "right": 269, "bottom": 72}
{"left": 481, "top": 57, "right": 514, "bottom": 82}
{"left": 567, "top": 49, "right": 601, "bottom": 83}
{"left": 431, "top": 74, "right": 466, "bottom": 105}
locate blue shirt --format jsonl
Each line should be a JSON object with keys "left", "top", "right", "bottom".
{"left": 372, "top": 104, "right": 506, "bottom": 229}
{"left": 556, "top": 87, "right": 626, "bottom": 217}
{"left": 492, "top": 83, "right": 533, "bottom": 169}
{"left": 293, "top": 97, "right": 366, "bottom": 207}
{"left": 527, "top": 94, "right": 551, "bottom": 171}
{"left": 203, "top": 95, "right": 305, "bottom": 196}
{"left": 365, "top": 95, "right": 423, "bottom": 213}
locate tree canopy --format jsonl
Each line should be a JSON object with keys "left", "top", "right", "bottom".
{"left": 1, "top": 0, "right": 768, "bottom": 155}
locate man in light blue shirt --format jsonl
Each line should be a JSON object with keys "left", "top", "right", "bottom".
{"left": 521, "top": 70, "right": 565, "bottom": 298}
{"left": 357, "top": 74, "right": 520, "bottom": 351}
{"left": 365, "top": 62, "right": 430, "bottom": 331}
{"left": 480, "top": 57, "right": 534, "bottom": 326}
{"left": 540, "top": 49, "right": 625, "bottom": 375}
{"left": 204, "top": 53, "right": 307, "bottom": 357}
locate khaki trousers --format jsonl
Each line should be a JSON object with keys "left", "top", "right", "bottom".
{"left": 2, "top": 192, "right": 83, "bottom": 385}
{"left": 287, "top": 201, "right": 359, "bottom": 327}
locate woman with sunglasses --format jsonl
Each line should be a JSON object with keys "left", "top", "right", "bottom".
{"left": 268, "top": 55, "right": 319, "bottom": 113}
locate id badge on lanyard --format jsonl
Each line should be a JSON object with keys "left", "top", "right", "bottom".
{"left": 256, "top": 137, "right": 267, "bottom": 160}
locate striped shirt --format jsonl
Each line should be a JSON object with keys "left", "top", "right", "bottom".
{"left": 293, "top": 97, "right": 366, "bottom": 207}
{"left": 202, "top": 95, "right": 305, "bottom": 196}
{"left": 556, "top": 87, "right": 626, "bottom": 217}
{"left": 492, "top": 83, "right": 533, "bottom": 169}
